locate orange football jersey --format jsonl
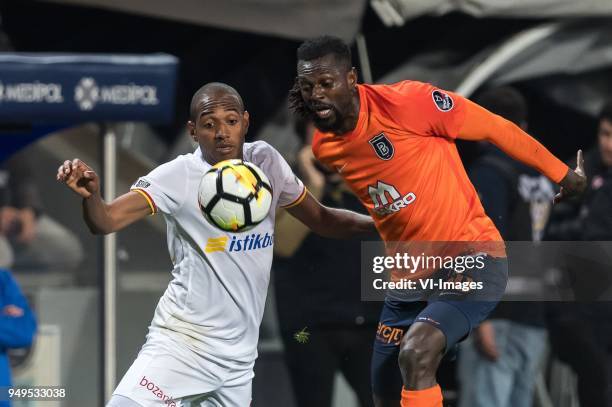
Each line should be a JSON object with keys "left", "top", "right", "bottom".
{"left": 312, "top": 81, "right": 567, "bottom": 254}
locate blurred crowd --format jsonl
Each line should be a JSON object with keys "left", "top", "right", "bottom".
{"left": 0, "top": 155, "right": 83, "bottom": 273}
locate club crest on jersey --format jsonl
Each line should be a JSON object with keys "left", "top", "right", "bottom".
{"left": 369, "top": 133, "right": 394, "bottom": 161}
{"left": 432, "top": 90, "right": 454, "bottom": 112}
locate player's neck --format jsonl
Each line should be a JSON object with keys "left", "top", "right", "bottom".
{"left": 334, "top": 90, "right": 361, "bottom": 135}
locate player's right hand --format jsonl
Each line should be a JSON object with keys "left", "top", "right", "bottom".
{"left": 554, "top": 149, "right": 587, "bottom": 204}
{"left": 56, "top": 159, "right": 100, "bottom": 198}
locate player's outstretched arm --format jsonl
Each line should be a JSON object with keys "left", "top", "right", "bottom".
{"left": 56, "top": 159, "right": 152, "bottom": 234}
{"left": 286, "top": 190, "right": 377, "bottom": 239}
{"left": 456, "top": 100, "right": 587, "bottom": 201}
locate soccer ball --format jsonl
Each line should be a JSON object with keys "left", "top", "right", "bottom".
{"left": 198, "top": 159, "right": 273, "bottom": 232}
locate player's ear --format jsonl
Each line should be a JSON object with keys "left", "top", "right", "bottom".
{"left": 243, "top": 111, "right": 250, "bottom": 133}
{"left": 187, "top": 120, "right": 197, "bottom": 141}
{"left": 348, "top": 67, "right": 358, "bottom": 88}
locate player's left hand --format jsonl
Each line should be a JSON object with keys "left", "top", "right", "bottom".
{"left": 554, "top": 149, "right": 587, "bottom": 204}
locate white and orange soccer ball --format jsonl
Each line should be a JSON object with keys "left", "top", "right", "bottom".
{"left": 198, "top": 159, "right": 273, "bottom": 232}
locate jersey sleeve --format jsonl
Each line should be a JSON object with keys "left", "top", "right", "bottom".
{"left": 246, "top": 141, "right": 306, "bottom": 209}
{"left": 130, "top": 158, "right": 188, "bottom": 215}
{"left": 381, "top": 81, "right": 467, "bottom": 139}
{"left": 383, "top": 81, "right": 568, "bottom": 182}
{"left": 457, "top": 100, "right": 569, "bottom": 183}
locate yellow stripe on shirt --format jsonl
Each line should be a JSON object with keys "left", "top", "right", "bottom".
{"left": 132, "top": 188, "right": 157, "bottom": 215}
{"left": 281, "top": 186, "right": 308, "bottom": 209}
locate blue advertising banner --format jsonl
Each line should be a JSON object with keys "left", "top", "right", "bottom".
{"left": 0, "top": 53, "right": 178, "bottom": 124}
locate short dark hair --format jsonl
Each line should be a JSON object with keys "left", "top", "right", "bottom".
{"left": 296, "top": 36, "right": 352, "bottom": 70}
{"left": 476, "top": 86, "right": 527, "bottom": 126}
{"left": 599, "top": 100, "right": 612, "bottom": 123}
{"left": 189, "top": 82, "right": 244, "bottom": 121}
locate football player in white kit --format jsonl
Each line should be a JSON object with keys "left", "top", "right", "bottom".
{"left": 57, "top": 82, "right": 375, "bottom": 407}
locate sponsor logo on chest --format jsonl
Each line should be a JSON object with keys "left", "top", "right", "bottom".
{"left": 205, "top": 232, "right": 274, "bottom": 253}
{"left": 368, "top": 181, "right": 416, "bottom": 216}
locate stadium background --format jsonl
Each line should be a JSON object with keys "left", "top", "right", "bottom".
{"left": 0, "top": 0, "right": 611, "bottom": 405}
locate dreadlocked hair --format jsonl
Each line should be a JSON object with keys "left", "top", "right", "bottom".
{"left": 288, "top": 78, "right": 309, "bottom": 118}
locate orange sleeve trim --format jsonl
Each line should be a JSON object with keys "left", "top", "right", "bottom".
{"left": 131, "top": 188, "right": 157, "bottom": 215}
{"left": 457, "top": 101, "right": 569, "bottom": 183}
{"left": 281, "top": 186, "right": 308, "bottom": 209}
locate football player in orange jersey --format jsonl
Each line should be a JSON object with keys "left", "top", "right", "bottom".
{"left": 289, "top": 36, "right": 586, "bottom": 407}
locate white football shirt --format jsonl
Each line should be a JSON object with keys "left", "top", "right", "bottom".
{"left": 130, "top": 141, "right": 305, "bottom": 367}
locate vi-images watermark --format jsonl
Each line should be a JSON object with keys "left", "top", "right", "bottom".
{"left": 371, "top": 253, "right": 487, "bottom": 292}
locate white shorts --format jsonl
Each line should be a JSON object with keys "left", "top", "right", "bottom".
{"left": 109, "top": 333, "right": 253, "bottom": 407}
